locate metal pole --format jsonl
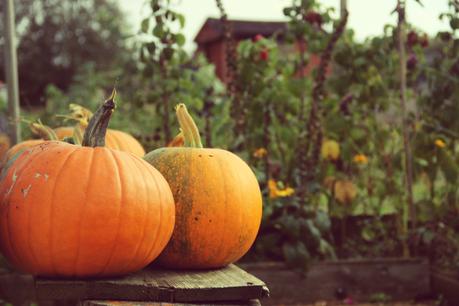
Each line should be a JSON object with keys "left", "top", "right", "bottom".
{"left": 340, "top": 0, "right": 348, "bottom": 19}
{"left": 3, "top": 0, "right": 21, "bottom": 144}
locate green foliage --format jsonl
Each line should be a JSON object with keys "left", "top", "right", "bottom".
{"left": 283, "top": 0, "right": 335, "bottom": 52}
{"left": 240, "top": 0, "right": 338, "bottom": 268}
{"left": 246, "top": 0, "right": 459, "bottom": 268}
{"left": 252, "top": 197, "right": 336, "bottom": 270}
{"left": 137, "top": 0, "right": 228, "bottom": 147}
{"left": 369, "top": 292, "right": 392, "bottom": 303}
{"left": 7, "top": 0, "right": 459, "bottom": 273}
{"left": 236, "top": 37, "right": 309, "bottom": 174}
{"left": 0, "top": 0, "right": 131, "bottom": 107}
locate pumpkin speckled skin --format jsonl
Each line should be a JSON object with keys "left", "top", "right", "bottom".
{"left": 1, "top": 140, "right": 46, "bottom": 169}
{"left": 54, "top": 127, "right": 145, "bottom": 157}
{"left": 144, "top": 146, "right": 262, "bottom": 269}
{"left": 2, "top": 122, "right": 63, "bottom": 169}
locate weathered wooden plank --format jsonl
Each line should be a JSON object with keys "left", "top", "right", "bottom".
{"left": 240, "top": 258, "right": 429, "bottom": 305}
{"left": 431, "top": 269, "right": 459, "bottom": 305}
{"left": 0, "top": 270, "right": 36, "bottom": 304}
{"left": 80, "top": 299, "right": 261, "bottom": 306}
{"left": 35, "top": 264, "right": 268, "bottom": 302}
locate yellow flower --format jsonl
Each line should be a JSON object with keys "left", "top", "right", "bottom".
{"left": 434, "top": 139, "right": 446, "bottom": 148}
{"left": 276, "top": 187, "right": 295, "bottom": 197}
{"left": 68, "top": 104, "right": 93, "bottom": 127}
{"left": 268, "top": 179, "right": 295, "bottom": 199}
{"left": 321, "top": 139, "right": 340, "bottom": 161}
{"left": 323, "top": 177, "right": 357, "bottom": 204}
{"left": 268, "top": 179, "right": 278, "bottom": 198}
{"left": 253, "top": 147, "right": 267, "bottom": 158}
{"left": 353, "top": 154, "right": 368, "bottom": 165}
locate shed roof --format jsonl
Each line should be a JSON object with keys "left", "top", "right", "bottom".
{"left": 194, "top": 18, "right": 287, "bottom": 44}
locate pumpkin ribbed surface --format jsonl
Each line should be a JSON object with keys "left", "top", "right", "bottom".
{"left": 145, "top": 147, "right": 262, "bottom": 269}
{"left": 0, "top": 141, "right": 174, "bottom": 277}
{"left": 104, "top": 130, "right": 146, "bottom": 157}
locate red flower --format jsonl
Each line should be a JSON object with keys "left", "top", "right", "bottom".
{"left": 253, "top": 34, "right": 264, "bottom": 42}
{"left": 407, "top": 31, "right": 418, "bottom": 47}
{"left": 304, "top": 11, "right": 322, "bottom": 26}
{"left": 259, "top": 49, "right": 269, "bottom": 61}
{"left": 343, "top": 297, "right": 354, "bottom": 305}
{"left": 420, "top": 34, "right": 429, "bottom": 48}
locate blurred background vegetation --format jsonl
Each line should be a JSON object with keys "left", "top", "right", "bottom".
{"left": 1, "top": 0, "right": 459, "bottom": 272}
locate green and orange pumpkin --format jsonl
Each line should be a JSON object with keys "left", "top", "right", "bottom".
{"left": 144, "top": 104, "right": 262, "bottom": 269}
{"left": 0, "top": 91, "right": 175, "bottom": 277}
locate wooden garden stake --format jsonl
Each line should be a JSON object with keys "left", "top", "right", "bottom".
{"left": 298, "top": 37, "right": 306, "bottom": 121}
{"left": 397, "top": 0, "right": 416, "bottom": 257}
{"left": 340, "top": 0, "right": 348, "bottom": 20}
{"left": 297, "top": 2, "right": 309, "bottom": 122}
{"left": 203, "top": 88, "right": 214, "bottom": 147}
{"left": 2, "top": 0, "right": 21, "bottom": 144}
{"left": 160, "top": 61, "right": 171, "bottom": 144}
{"left": 297, "top": 10, "right": 348, "bottom": 205}
{"left": 263, "top": 102, "right": 271, "bottom": 183}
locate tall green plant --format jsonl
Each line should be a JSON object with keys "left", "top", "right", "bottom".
{"left": 242, "top": 0, "right": 346, "bottom": 269}
{"left": 138, "top": 0, "right": 228, "bottom": 148}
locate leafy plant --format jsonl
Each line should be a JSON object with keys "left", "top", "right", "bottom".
{"left": 138, "top": 0, "right": 228, "bottom": 148}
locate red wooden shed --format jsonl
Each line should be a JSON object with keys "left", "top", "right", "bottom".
{"left": 194, "top": 18, "right": 286, "bottom": 83}
{"left": 194, "top": 18, "right": 323, "bottom": 83}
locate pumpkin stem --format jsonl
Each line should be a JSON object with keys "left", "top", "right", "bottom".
{"left": 72, "top": 124, "right": 84, "bottom": 145}
{"left": 30, "top": 119, "right": 59, "bottom": 141}
{"left": 176, "top": 108, "right": 195, "bottom": 147}
{"left": 82, "top": 88, "right": 116, "bottom": 148}
{"left": 175, "top": 104, "right": 203, "bottom": 148}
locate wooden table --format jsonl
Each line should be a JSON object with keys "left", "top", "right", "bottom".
{"left": 0, "top": 264, "right": 269, "bottom": 305}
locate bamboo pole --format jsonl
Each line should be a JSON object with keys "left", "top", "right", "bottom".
{"left": 340, "top": 0, "right": 348, "bottom": 20}
{"left": 397, "top": 0, "right": 415, "bottom": 257}
{"left": 2, "top": 0, "right": 21, "bottom": 144}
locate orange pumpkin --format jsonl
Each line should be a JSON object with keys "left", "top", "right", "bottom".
{"left": 144, "top": 104, "right": 262, "bottom": 269}
{"left": 53, "top": 126, "right": 83, "bottom": 140}
{"left": 0, "top": 91, "right": 175, "bottom": 277}
{"left": 2, "top": 139, "right": 44, "bottom": 166}
{"left": 55, "top": 104, "right": 145, "bottom": 157}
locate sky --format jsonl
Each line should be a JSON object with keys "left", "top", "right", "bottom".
{"left": 119, "top": 0, "right": 451, "bottom": 51}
